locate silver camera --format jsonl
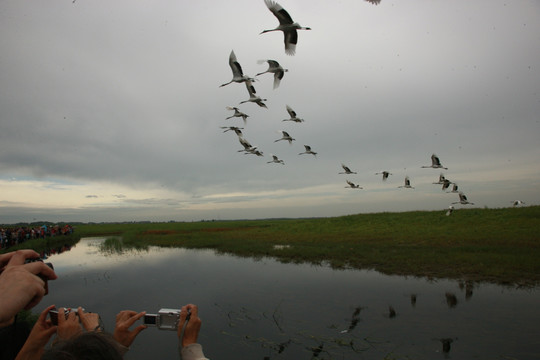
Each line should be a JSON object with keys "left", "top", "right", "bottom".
{"left": 49, "top": 307, "right": 85, "bottom": 325}
{"left": 143, "top": 308, "right": 182, "bottom": 331}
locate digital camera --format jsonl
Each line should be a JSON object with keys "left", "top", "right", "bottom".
{"left": 48, "top": 307, "right": 84, "bottom": 325}
{"left": 143, "top": 308, "right": 189, "bottom": 331}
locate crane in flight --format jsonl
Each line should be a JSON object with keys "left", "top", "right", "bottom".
{"left": 339, "top": 164, "right": 356, "bottom": 174}
{"left": 422, "top": 154, "right": 448, "bottom": 170}
{"left": 452, "top": 192, "right": 475, "bottom": 205}
{"left": 447, "top": 183, "right": 459, "bottom": 193}
{"left": 220, "top": 50, "right": 254, "bottom": 87}
{"left": 225, "top": 106, "right": 250, "bottom": 123}
{"left": 267, "top": 154, "right": 285, "bottom": 165}
{"left": 282, "top": 105, "right": 304, "bottom": 122}
{"left": 446, "top": 206, "right": 454, "bottom": 216}
{"left": 256, "top": 59, "right": 288, "bottom": 89}
{"left": 398, "top": 176, "right": 414, "bottom": 189}
{"left": 375, "top": 171, "right": 392, "bottom": 181}
{"left": 299, "top": 145, "right": 317, "bottom": 156}
{"left": 512, "top": 200, "right": 526, "bottom": 207}
{"left": 260, "top": 0, "right": 311, "bottom": 56}
{"left": 274, "top": 130, "right": 295, "bottom": 144}
{"left": 345, "top": 180, "right": 362, "bottom": 189}
{"left": 433, "top": 173, "right": 446, "bottom": 184}
{"left": 220, "top": 126, "right": 244, "bottom": 137}
{"left": 239, "top": 80, "right": 268, "bottom": 108}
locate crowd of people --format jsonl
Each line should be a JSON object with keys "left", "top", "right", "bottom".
{"left": 0, "top": 249, "right": 209, "bottom": 359}
{"left": 0, "top": 225, "right": 74, "bottom": 249}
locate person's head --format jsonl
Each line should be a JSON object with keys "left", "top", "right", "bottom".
{"left": 42, "top": 332, "right": 122, "bottom": 360}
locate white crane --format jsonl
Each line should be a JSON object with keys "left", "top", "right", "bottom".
{"left": 220, "top": 50, "right": 254, "bottom": 87}
{"left": 256, "top": 59, "right": 288, "bottom": 89}
{"left": 433, "top": 173, "right": 446, "bottom": 184}
{"left": 239, "top": 79, "right": 268, "bottom": 108}
{"left": 441, "top": 179, "right": 452, "bottom": 191}
{"left": 345, "top": 180, "right": 362, "bottom": 189}
{"left": 221, "top": 126, "right": 244, "bottom": 133}
{"left": 365, "top": 0, "right": 381, "bottom": 4}
{"left": 422, "top": 154, "right": 448, "bottom": 170}
{"left": 447, "top": 183, "right": 459, "bottom": 193}
{"left": 398, "top": 176, "right": 414, "bottom": 189}
{"left": 220, "top": 126, "right": 244, "bottom": 137}
{"left": 274, "top": 130, "right": 295, "bottom": 144}
{"left": 225, "top": 106, "right": 249, "bottom": 123}
{"left": 512, "top": 200, "right": 526, "bottom": 207}
{"left": 261, "top": 0, "right": 311, "bottom": 56}
{"left": 452, "top": 192, "right": 475, "bottom": 205}
{"left": 299, "top": 144, "right": 317, "bottom": 156}
{"left": 339, "top": 164, "right": 356, "bottom": 174}
{"left": 237, "top": 136, "right": 255, "bottom": 153}
{"left": 446, "top": 205, "right": 454, "bottom": 216}
{"left": 245, "top": 148, "right": 264, "bottom": 156}
{"left": 282, "top": 105, "right": 304, "bottom": 122}
{"left": 267, "top": 154, "right": 285, "bottom": 165}
{"left": 375, "top": 171, "right": 392, "bottom": 181}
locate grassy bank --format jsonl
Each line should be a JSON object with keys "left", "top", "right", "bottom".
{"left": 5, "top": 206, "right": 540, "bottom": 286}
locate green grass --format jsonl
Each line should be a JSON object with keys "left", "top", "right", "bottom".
{"left": 4, "top": 206, "right": 540, "bottom": 286}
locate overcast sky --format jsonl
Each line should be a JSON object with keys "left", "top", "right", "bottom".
{"left": 1, "top": 0, "right": 539, "bottom": 223}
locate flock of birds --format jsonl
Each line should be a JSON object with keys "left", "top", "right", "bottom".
{"left": 220, "top": 0, "right": 322, "bottom": 169}
{"left": 219, "top": 0, "right": 525, "bottom": 216}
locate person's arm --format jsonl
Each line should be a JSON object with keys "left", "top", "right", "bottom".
{"left": 0, "top": 250, "right": 57, "bottom": 323}
{"left": 177, "top": 304, "right": 209, "bottom": 360}
{"left": 15, "top": 305, "right": 57, "bottom": 360}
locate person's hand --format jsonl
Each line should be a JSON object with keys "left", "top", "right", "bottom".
{"left": 113, "top": 310, "right": 147, "bottom": 348}
{"left": 15, "top": 305, "right": 58, "bottom": 360}
{"left": 77, "top": 307, "right": 101, "bottom": 332}
{"left": 56, "top": 308, "right": 82, "bottom": 341}
{"left": 0, "top": 250, "right": 57, "bottom": 323}
{"left": 177, "top": 304, "right": 201, "bottom": 347}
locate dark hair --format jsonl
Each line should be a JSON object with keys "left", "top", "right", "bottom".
{"left": 42, "top": 332, "right": 123, "bottom": 360}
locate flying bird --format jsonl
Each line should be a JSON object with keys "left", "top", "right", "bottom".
{"left": 256, "top": 59, "right": 288, "bottom": 89}
{"left": 433, "top": 173, "right": 446, "bottom": 184}
{"left": 339, "top": 164, "right": 356, "bottom": 174}
{"left": 239, "top": 79, "right": 268, "bottom": 108}
{"left": 261, "top": 0, "right": 311, "bottom": 56}
{"left": 365, "top": 0, "right": 381, "bottom": 4}
{"left": 345, "top": 180, "right": 362, "bottom": 189}
{"left": 267, "top": 154, "right": 285, "bottom": 165}
{"left": 220, "top": 50, "right": 254, "bottom": 87}
{"left": 237, "top": 136, "right": 255, "bottom": 153}
{"left": 398, "top": 176, "right": 414, "bottom": 189}
{"left": 225, "top": 106, "right": 249, "bottom": 123}
{"left": 220, "top": 126, "right": 244, "bottom": 137}
{"left": 299, "top": 145, "right": 317, "bottom": 156}
{"left": 375, "top": 171, "right": 392, "bottom": 181}
{"left": 282, "top": 105, "right": 304, "bottom": 122}
{"left": 441, "top": 179, "right": 452, "bottom": 191}
{"left": 274, "top": 130, "right": 295, "bottom": 144}
{"left": 422, "top": 154, "right": 448, "bottom": 170}
{"left": 447, "top": 183, "right": 459, "bottom": 193}
{"left": 512, "top": 200, "right": 525, "bottom": 206}
{"left": 446, "top": 205, "right": 454, "bottom": 216}
{"left": 452, "top": 192, "right": 475, "bottom": 205}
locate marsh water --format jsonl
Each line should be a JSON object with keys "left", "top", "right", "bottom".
{"left": 40, "top": 237, "right": 539, "bottom": 360}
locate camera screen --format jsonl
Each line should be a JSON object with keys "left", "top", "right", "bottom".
{"left": 144, "top": 315, "right": 157, "bottom": 325}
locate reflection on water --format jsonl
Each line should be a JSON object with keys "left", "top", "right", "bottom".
{"left": 40, "top": 238, "right": 539, "bottom": 360}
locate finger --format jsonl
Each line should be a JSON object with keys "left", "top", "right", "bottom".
{"left": 24, "top": 261, "right": 57, "bottom": 280}
{"left": 125, "top": 311, "right": 146, "bottom": 327}
{"left": 39, "top": 305, "right": 56, "bottom": 322}
{"left": 77, "top": 307, "right": 85, "bottom": 317}
{"left": 58, "top": 308, "right": 66, "bottom": 325}
{"left": 132, "top": 324, "right": 147, "bottom": 336}
{"left": 24, "top": 284, "right": 47, "bottom": 310}
{"left": 7, "top": 250, "right": 40, "bottom": 266}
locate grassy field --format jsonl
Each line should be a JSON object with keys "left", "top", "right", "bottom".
{"left": 4, "top": 206, "right": 540, "bottom": 286}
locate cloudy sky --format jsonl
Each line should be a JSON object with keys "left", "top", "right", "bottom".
{"left": 1, "top": 0, "right": 539, "bottom": 223}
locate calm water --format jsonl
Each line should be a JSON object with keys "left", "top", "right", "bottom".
{"left": 39, "top": 238, "right": 539, "bottom": 360}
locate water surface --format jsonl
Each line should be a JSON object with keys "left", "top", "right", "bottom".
{"left": 40, "top": 238, "right": 539, "bottom": 359}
